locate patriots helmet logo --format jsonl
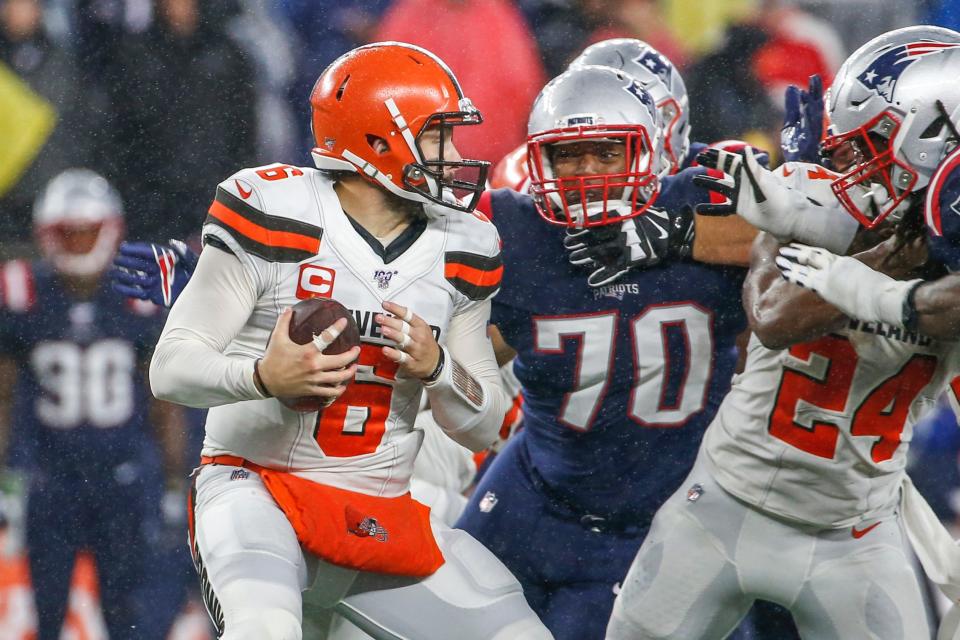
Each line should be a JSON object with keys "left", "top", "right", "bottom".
{"left": 624, "top": 79, "right": 656, "bottom": 119}
{"left": 858, "top": 41, "right": 960, "bottom": 103}
{"left": 635, "top": 51, "right": 672, "bottom": 84}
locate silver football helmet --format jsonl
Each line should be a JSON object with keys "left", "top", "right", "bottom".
{"left": 824, "top": 25, "right": 960, "bottom": 227}
{"left": 527, "top": 65, "right": 665, "bottom": 228}
{"left": 34, "top": 169, "right": 125, "bottom": 277}
{"left": 570, "top": 38, "right": 689, "bottom": 175}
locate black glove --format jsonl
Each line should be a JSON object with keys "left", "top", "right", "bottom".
{"left": 564, "top": 207, "right": 695, "bottom": 287}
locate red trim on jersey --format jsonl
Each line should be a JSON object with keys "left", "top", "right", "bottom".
{"left": 947, "top": 376, "right": 960, "bottom": 416}
{"left": 0, "top": 260, "right": 35, "bottom": 312}
{"left": 125, "top": 297, "right": 160, "bottom": 316}
{"left": 499, "top": 391, "right": 524, "bottom": 440}
{"left": 925, "top": 146, "right": 960, "bottom": 236}
{"left": 805, "top": 165, "right": 837, "bottom": 181}
{"left": 207, "top": 200, "right": 322, "bottom": 254}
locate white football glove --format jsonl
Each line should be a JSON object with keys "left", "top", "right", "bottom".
{"left": 694, "top": 147, "right": 858, "bottom": 255}
{"left": 776, "top": 242, "right": 922, "bottom": 327}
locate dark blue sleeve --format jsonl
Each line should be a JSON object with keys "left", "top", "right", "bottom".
{"left": 926, "top": 148, "right": 960, "bottom": 270}
{"left": 681, "top": 141, "right": 709, "bottom": 170}
{"left": 0, "top": 310, "right": 17, "bottom": 356}
{"left": 657, "top": 166, "right": 711, "bottom": 214}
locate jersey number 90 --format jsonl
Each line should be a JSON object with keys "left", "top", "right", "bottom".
{"left": 30, "top": 340, "right": 137, "bottom": 429}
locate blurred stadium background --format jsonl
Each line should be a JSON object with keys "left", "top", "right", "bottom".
{"left": 2, "top": 0, "right": 959, "bottom": 638}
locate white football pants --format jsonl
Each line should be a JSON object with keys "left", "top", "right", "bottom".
{"left": 191, "top": 463, "right": 553, "bottom": 640}
{"left": 606, "top": 454, "right": 929, "bottom": 640}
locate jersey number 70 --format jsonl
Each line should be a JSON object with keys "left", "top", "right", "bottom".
{"left": 534, "top": 302, "right": 714, "bottom": 430}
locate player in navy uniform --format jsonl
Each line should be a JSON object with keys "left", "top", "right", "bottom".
{"left": 453, "top": 65, "right": 748, "bottom": 640}
{"left": 0, "top": 169, "right": 185, "bottom": 640}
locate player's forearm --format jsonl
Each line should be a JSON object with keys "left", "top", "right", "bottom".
{"left": 746, "top": 234, "right": 846, "bottom": 349}
{"left": 913, "top": 276, "right": 960, "bottom": 338}
{"left": 151, "top": 333, "right": 263, "bottom": 407}
{"left": 426, "top": 300, "right": 506, "bottom": 452}
{"left": 691, "top": 214, "right": 757, "bottom": 267}
{"left": 150, "top": 246, "right": 266, "bottom": 407}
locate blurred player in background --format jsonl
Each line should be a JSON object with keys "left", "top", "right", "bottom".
{"left": 0, "top": 168, "right": 186, "bottom": 639}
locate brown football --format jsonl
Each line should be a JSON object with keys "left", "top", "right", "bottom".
{"left": 278, "top": 297, "right": 361, "bottom": 413}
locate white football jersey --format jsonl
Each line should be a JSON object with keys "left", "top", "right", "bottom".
{"left": 705, "top": 160, "right": 960, "bottom": 527}
{"left": 198, "top": 163, "right": 502, "bottom": 496}
{"left": 706, "top": 309, "right": 960, "bottom": 529}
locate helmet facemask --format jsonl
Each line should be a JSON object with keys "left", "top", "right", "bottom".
{"left": 309, "top": 42, "right": 491, "bottom": 214}
{"left": 37, "top": 219, "right": 125, "bottom": 278}
{"left": 402, "top": 100, "right": 489, "bottom": 212}
{"left": 657, "top": 96, "right": 687, "bottom": 175}
{"left": 822, "top": 111, "right": 917, "bottom": 228}
{"left": 527, "top": 125, "right": 660, "bottom": 228}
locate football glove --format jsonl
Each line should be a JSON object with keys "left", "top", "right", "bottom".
{"left": 111, "top": 239, "right": 198, "bottom": 307}
{"left": 693, "top": 147, "right": 857, "bottom": 255}
{"left": 564, "top": 206, "right": 695, "bottom": 288}
{"left": 780, "top": 74, "right": 824, "bottom": 164}
{"left": 776, "top": 242, "right": 923, "bottom": 326}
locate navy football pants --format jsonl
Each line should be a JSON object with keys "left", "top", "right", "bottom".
{"left": 26, "top": 464, "right": 182, "bottom": 640}
{"left": 457, "top": 433, "right": 801, "bottom": 640}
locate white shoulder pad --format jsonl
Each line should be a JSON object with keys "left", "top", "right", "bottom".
{"left": 203, "top": 163, "right": 327, "bottom": 263}
{"left": 442, "top": 210, "right": 503, "bottom": 303}
{"left": 773, "top": 162, "right": 840, "bottom": 206}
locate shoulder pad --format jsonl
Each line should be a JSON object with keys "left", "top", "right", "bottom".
{"left": 925, "top": 147, "right": 960, "bottom": 237}
{"left": 204, "top": 164, "right": 326, "bottom": 263}
{"left": 0, "top": 260, "right": 36, "bottom": 313}
{"left": 444, "top": 208, "right": 503, "bottom": 302}
{"left": 774, "top": 161, "right": 839, "bottom": 206}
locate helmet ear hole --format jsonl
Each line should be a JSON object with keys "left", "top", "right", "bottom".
{"left": 366, "top": 135, "right": 390, "bottom": 155}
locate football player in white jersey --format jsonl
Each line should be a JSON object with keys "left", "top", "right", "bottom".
{"left": 606, "top": 27, "right": 960, "bottom": 640}
{"left": 149, "top": 42, "right": 552, "bottom": 640}
{"left": 692, "top": 26, "right": 960, "bottom": 343}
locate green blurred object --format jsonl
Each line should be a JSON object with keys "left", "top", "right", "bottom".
{"left": 0, "top": 61, "right": 57, "bottom": 198}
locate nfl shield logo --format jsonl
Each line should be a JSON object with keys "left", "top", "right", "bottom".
{"left": 686, "top": 483, "right": 704, "bottom": 502}
{"left": 479, "top": 491, "right": 499, "bottom": 513}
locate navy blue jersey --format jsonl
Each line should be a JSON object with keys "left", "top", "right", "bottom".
{"left": 681, "top": 141, "right": 709, "bottom": 171}
{"left": 926, "top": 146, "right": 960, "bottom": 269}
{"left": 486, "top": 187, "right": 747, "bottom": 523}
{"left": 0, "top": 261, "right": 165, "bottom": 473}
